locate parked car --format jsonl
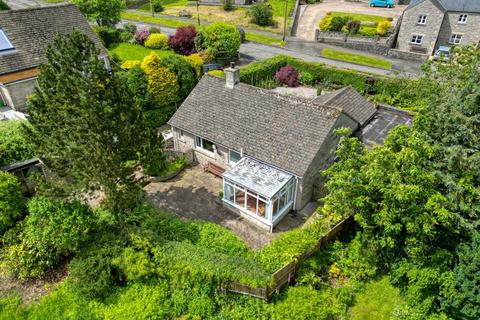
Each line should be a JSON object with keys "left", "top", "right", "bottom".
{"left": 432, "top": 46, "right": 452, "bottom": 61}
{"left": 369, "top": 0, "right": 395, "bottom": 8}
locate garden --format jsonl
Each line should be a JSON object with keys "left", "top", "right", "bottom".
{"left": 319, "top": 11, "right": 392, "bottom": 37}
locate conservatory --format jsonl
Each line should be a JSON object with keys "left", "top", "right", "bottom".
{"left": 222, "top": 157, "right": 296, "bottom": 231}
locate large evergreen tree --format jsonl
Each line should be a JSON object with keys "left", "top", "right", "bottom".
{"left": 26, "top": 31, "right": 157, "bottom": 213}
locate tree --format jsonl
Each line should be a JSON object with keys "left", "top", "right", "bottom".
{"left": 0, "top": 120, "right": 35, "bottom": 167}
{"left": 72, "top": 0, "right": 125, "bottom": 26}
{"left": 25, "top": 31, "right": 156, "bottom": 213}
{"left": 195, "top": 22, "right": 241, "bottom": 62}
{"left": 248, "top": 3, "right": 274, "bottom": 27}
{"left": 0, "top": 171, "right": 24, "bottom": 235}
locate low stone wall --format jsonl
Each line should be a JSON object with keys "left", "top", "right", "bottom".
{"left": 315, "top": 30, "right": 392, "bottom": 55}
{"left": 387, "top": 48, "right": 429, "bottom": 62}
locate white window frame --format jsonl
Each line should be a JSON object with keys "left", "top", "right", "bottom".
{"left": 458, "top": 14, "right": 468, "bottom": 24}
{"left": 229, "top": 149, "right": 241, "bottom": 166}
{"left": 195, "top": 136, "right": 215, "bottom": 155}
{"left": 417, "top": 15, "right": 427, "bottom": 25}
{"left": 449, "top": 33, "right": 462, "bottom": 45}
{"left": 223, "top": 180, "right": 270, "bottom": 223}
{"left": 410, "top": 34, "right": 423, "bottom": 45}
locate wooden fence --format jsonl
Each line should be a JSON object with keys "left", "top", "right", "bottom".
{"left": 227, "top": 216, "right": 355, "bottom": 300}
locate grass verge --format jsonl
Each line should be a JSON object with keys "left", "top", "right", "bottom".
{"left": 321, "top": 48, "right": 392, "bottom": 69}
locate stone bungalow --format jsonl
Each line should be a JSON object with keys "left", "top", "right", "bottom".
{"left": 397, "top": 0, "right": 480, "bottom": 56}
{"left": 168, "top": 65, "right": 382, "bottom": 231}
{"left": 0, "top": 4, "right": 107, "bottom": 111}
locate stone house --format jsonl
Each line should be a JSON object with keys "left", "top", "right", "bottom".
{"left": 0, "top": 4, "right": 107, "bottom": 112}
{"left": 396, "top": 0, "right": 480, "bottom": 56}
{"left": 168, "top": 65, "right": 384, "bottom": 231}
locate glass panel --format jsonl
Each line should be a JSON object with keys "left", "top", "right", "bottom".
{"left": 258, "top": 199, "right": 266, "bottom": 218}
{"left": 224, "top": 183, "right": 234, "bottom": 202}
{"left": 272, "top": 198, "right": 279, "bottom": 217}
{"left": 279, "top": 192, "right": 286, "bottom": 210}
{"left": 203, "top": 139, "right": 214, "bottom": 152}
{"left": 195, "top": 136, "right": 202, "bottom": 148}
{"left": 246, "top": 193, "right": 257, "bottom": 215}
{"left": 235, "top": 188, "right": 245, "bottom": 208}
{"left": 229, "top": 150, "right": 241, "bottom": 164}
{"left": 0, "top": 30, "right": 14, "bottom": 52}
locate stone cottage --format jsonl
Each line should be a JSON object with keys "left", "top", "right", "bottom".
{"left": 168, "top": 65, "right": 383, "bottom": 231}
{"left": 0, "top": 4, "right": 107, "bottom": 111}
{"left": 396, "top": 0, "right": 480, "bottom": 56}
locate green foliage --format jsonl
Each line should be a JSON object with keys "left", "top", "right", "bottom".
{"left": 248, "top": 3, "right": 274, "bottom": 27}
{"left": 299, "top": 71, "right": 314, "bottom": 85}
{"left": 196, "top": 22, "right": 241, "bottom": 62}
{"left": 152, "top": 0, "right": 163, "bottom": 12}
{"left": 372, "top": 77, "right": 433, "bottom": 110}
{"left": 0, "top": 120, "right": 35, "bottom": 167}
{"left": 319, "top": 15, "right": 332, "bottom": 31}
{"left": 196, "top": 222, "right": 251, "bottom": 257}
{"left": 144, "top": 154, "right": 185, "bottom": 177}
{"left": 222, "top": 0, "right": 234, "bottom": 11}
{"left": 93, "top": 26, "right": 120, "bottom": 48}
{"left": 156, "top": 52, "right": 197, "bottom": 100}
{"left": 0, "top": 0, "right": 10, "bottom": 10}
{"left": 0, "top": 172, "right": 24, "bottom": 235}
{"left": 144, "top": 33, "right": 169, "bottom": 49}
{"left": 26, "top": 31, "right": 154, "bottom": 213}
{"left": 185, "top": 53, "right": 205, "bottom": 80}
{"left": 72, "top": 0, "right": 125, "bottom": 26}
{"left": 141, "top": 52, "right": 180, "bottom": 106}
{"left": 330, "top": 16, "right": 348, "bottom": 31}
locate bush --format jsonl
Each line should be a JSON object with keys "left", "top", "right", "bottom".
{"left": 274, "top": 65, "right": 299, "bottom": 87}
{"left": 223, "top": 0, "right": 234, "bottom": 11}
{"left": 168, "top": 26, "right": 197, "bottom": 55}
{"left": 149, "top": 26, "right": 161, "bottom": 34}
{"left": 0, "top": 120, "right": 35, "bottom": 167}
{"left": 319, "top": 16, "right": 332, "bottom": 31}
{"left": 1, "top": 197, "right": 95, "bottom": 278}
{"left": 152, "top": 0, "right": 163, "bottom": 12}
{"left": 0, "top": 171, "right": 24, "bottom": 235}
{"left": 144, "top": 33, "right": 169, "bottom": 49}
{"left": 119, "top": 30, "right": 133, "bottom": 43}
{"left": 208, "top": 69, "right": 224, "bottom": 77}
{"left": 141, "top": 53, "right": 180, "bottom": 106}
{"left": 134, "top": 29, "right": 150, "bottom": 45}
{"left": 123, "top": 23, "right": 137, "bottom": 34}
{"left": 157, "top": 52, "right": 197, "bottom": 100}
{"left": 121, "top": 60, "right": 141, "bottom": 69}
{"left": 144, "top": 108, "right": 174, "bottom": 129}
{"left": 94, "top": 26, "right": 121, "bottom": 48}
{"left": 331, "top": 16, "right": 347, "bottom": 31}
{"left": 0, "top": 0, "right": 10, "bottom": 10}
{"left": 376, "top": 20, "right": 392, "bottom": 36}
{"left": 185, "top": 53, "right": 204, "bottom": 80}
{"left": 195, "top": 22, "right": 241, "bottom": 62}
{"left": 299, "top": 71, "right": 314, "bottom": 85}
{"left": 248, "top": 3, "right": 274, "bottom": 27}
{"left": 347, "top": 20, "right": 361, "bottom": 35}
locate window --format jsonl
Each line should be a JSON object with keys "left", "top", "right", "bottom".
{"left": 272, "top": 179, "right": 295, "bottom": 219}
{"left": 458, "top": 14, "right": 468, "bottom": 24}
{"left": 449, "top": 34, "right": 462, "bottom": 44}
{"left": 410, "top": 34, "right": 423, "bottom": 45}
{"left": 417, "top": 15, "right": 427, "bottom": 25}
{"left": 223, "top": 181, "right": 269, "bottom": 220}
{"left": 0, "top": 92, "right": 6, "bottom": 108}
{"left": 195, "top": 136, "right": 215, "bottom": 153}
{"left": 0, "top": 30, "right": 14, "bottom": 53}
{"left": 179, "top": 129, "right": 184, "bottom": 140}
{"left": 229, "top": 150, "right": 241, "bottom": 165}
{"left": 234, "top": 188, "right": 245, "bottom": 207}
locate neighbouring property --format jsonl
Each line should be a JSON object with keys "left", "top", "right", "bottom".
{"left": 0, "top": 4, "right": 106, "bottom": 112}
{"left": 168, "top": 65, "right": 410, "bottom": 231}
{"left": 396, "top": 0, "right": 480, "bottom": 56}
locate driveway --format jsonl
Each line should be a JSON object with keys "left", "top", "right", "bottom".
{"left": 296, "top": 0, "right": 407, "bottom": 41}
{"left": 144, "top": 165, "right": 307, "bottom": 249}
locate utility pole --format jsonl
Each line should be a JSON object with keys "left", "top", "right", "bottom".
{"left": 197, "top": 1, "right": 201, "bottom": 26}
{"left": 282, "top": 0, "right": 288, "bottom": 42}
{"left": 150, "top": 0, "right": 154, "bottom": 16}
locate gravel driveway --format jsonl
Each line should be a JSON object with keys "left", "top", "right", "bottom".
{"left": 296, "top": 0, "right": 407, "bottom": 41}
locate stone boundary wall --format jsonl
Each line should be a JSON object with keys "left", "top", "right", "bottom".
{"left": 315, "top": 30, "right": 392, "bottom": 55}
{"left": 387, "top": 48, "right": 428, "bottom": 62}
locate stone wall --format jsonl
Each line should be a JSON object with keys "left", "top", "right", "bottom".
{"left": 387, "top": 48, "right": 428, "bottom": 61}
{"left": 315, "top": 30, "right": 393, "bottom": 55}
{"left": 396, "top": 0, "right": 444, "bottom": 55}
{"left": 1, "top": 78, "right": 37, "bottom": 111}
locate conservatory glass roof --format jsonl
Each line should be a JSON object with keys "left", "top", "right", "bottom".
{"left": 223, "top": 157, "right": 293, "bottom": 198}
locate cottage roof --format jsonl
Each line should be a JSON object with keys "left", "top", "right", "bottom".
{"left": 408, "top": 0, "right": 480, "bottom": 13}
{"left": 0, "top": 4, "right": 107, "bottom": 76}
{"left": 168, "top": 75, "right": 375, "bottom": 177}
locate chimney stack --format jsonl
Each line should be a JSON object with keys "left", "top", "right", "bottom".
{"left": 225, "top": 62, "right": 240, "bottom": 89}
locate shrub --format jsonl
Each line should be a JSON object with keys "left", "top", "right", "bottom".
{"left": 149, "top": 26, "right": 161, "bottom": 34}
{"left": 299, "top": 71, "right": 314, "bottom": 85}
{"left": 0, "top": 197, "right": 95, "bottom": 278}
{"left": 0, "top": 120, "right": 35, "bottom": 167}
{"left": 346, "top": 20, "right": 361, "bottom": 35}
{"left": 134, "top": 29, "right": 150, "bottom": 45}
{"left": 168, "top": 26, "right": 197, "bottom": 55}
{"left": 120, "top": 60, "right": 141, "bottom": 69}
{"left": 157, "top": 52, "right": 197, "bottom": 100}
{"left": 123, "top": 23, "right": 137, "bottom": 34}
{"left": 331, "top": 16, "right": 347, "bottom": 31}
{"left": 94, "top": 26, "right": 121, "bottom": 48}
{"left": 152, "top": 0, "right": 163, "bottom": 12}
{"left": 195, "top": 22, "right": 241, "bottom": 62}
{"left": 274, "top": 65, "right": 299, "bottom": 87}
{"left": 144, "top": 33, "right": 169, "bottom": 49}
{"left": 376, "top": 20, "right": 392, "bottom": 36}
{"left": 185, "top": 53, "right": 204, "bottom": 80}
{"left": 319, "top": 16, "right": 332, "bottom": 31}
{"left": 119, "top": 30, "right": 133, "bottom": 43}
{"left": 141, "top": 53, "right": 180, "bottom": 107}
{"left": 0, "top": 0, "right": 10, "bottom": 10}
{"left": 208, "top": 69, "right": 224, "bottom": 77}
{"left": 0, "top": 171, "right": 24, "bottom": 235}
{"left": 223, "top": 0, "right": 234, "bottom": 11}
{"left": 248, "top": 3, "right": 274, "bottom": 27}
{"left": 144, "top": 108, "right": 174, "bottom": 129}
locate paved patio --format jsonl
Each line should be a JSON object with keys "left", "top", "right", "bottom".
{"left": 144, "top": 165, "right": 311, "bottom": 249}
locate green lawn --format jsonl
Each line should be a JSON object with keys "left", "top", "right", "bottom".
{"left": 138, "top": 0, "right": 190, "bottom": 11}
{"left": 321, "top": 48, "right": 392, "bottom": 69}
{"left": 349, "top": 277, "right": 404, "bottom": 320}
{"left": 109, "top": 43, "right": 172, "bottom": 61}
{"left": 121, "top": 12, "right": 284, "bottom": 47}
{"left": 329, "top": 11, "right": 390, "bottom": 23}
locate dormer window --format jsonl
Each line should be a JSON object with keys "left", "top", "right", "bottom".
{"left": 0, "top": 29, "right": 14, "bottom": 53}
{"left": 417, "top": 15, "right": 427, "bottom": 25}
{"left": 458, "top": 14, "right": 468, "bottom": 24}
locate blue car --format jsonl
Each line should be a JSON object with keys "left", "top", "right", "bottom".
{"left": 369, "top": 0, "right": 395, "bottom": 8}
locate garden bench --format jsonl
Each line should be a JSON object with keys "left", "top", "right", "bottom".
{"left": 204, "top": 162, "right": 225, "bottom": 177}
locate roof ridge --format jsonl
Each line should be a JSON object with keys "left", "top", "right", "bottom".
{"left": 0, "top": 3, "right": 75, "bottom": 15}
